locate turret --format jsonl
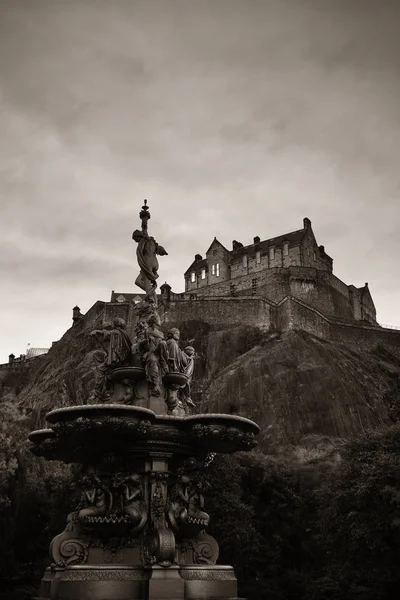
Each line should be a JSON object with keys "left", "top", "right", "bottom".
{"left": 160, "top": 282, "right": 172, "bottom": 301}
{"left": 72, "top": 306, "right": 83, "bottom": 325}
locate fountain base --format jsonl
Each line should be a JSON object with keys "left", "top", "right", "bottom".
{"left": 36, "top": 564, "right": 238, "bottom": 600}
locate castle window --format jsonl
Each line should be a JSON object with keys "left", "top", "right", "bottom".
{"left": 283, "top": 243, "right": 289, "bottom": 256}
{"left": 190, "top": 272, "right": 196, "bottom": 283}
{"left": 307, "top": 247, "right": 310, "bottom": 256}
{"left": 216, "top": 263, "right": 220, "bottom": 277}
{"left": 313, "top": 251, "right": 316, "bottom": 261}
{"left": 242, "top": 255, "right": 248, "bottom": 268}
{"left": 230, "top": 283, "right": 235, "bottom": 296}
{"left": 269, "top": 247, "right": 275, "bottom": 261}
{"left": 252, "top": 278, "right": 258, "bottom": 294}
{"left": 256, "top": 250, "right": 261, "bottom": 264}
{"left": 211, "top": 264, "right": 215, "bottom": 275}
{"left": 201, "top": 268, "right": 206, "bottom": 279}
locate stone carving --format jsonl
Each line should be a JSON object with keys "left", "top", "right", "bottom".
{"left": 120, "top": 473, "right": 147, "bottom": 532}
{"left": 180, "top": 564, "right": 234, "bottom": 580}
{"left": 192, "top": 532, "right": 220, "bottom": 565}
{"left": 62, "top": 568, "right": 150, "bottom": 581}
{"left": 77, "top": 472, "right": 147, "bottom": 536}
{"left": 135, "top": 312, "right": 169, "bottom": 397}
{"left": 91, "top": 350, "right": 111, "bottom": 401}
{"left": 163, "top": 329, "right": 197, "bottom": 416}
{"left": 91, "top": 318, "right": 132, "bottom": 369}
{"left": 50, "top": 511, "right": 89, "bottom": 567}
{"left": 190, "top": 423, "right": 257, "bottom": 449}
{"left": 132, "top": 200, "right": 168, "bottom": 306}
{"left": 78, "top": 476, "right": 109, "bottom": 525}
{"left": 167, "top": 458, "right": 210, "bottom": 539}
{"left": 180, "top": 346, "right": 196, "bottom": 412}
{"left": 177, "top": 532, "right": 219, "bottom": 566}
{"left": 90, "top": 318, "right": 133, "bottom": 401}
{"left": 147, "top": 471, "right": 176, "bottom": 566}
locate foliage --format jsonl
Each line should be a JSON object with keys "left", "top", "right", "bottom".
{"left": 315, "top": 423, "right": 400, "bottom": 599}
{"left": 205, "top": 451, "right": 316, "bottom": 599}
{"left": 0, "top": 402, "right": 23, "bottom": 510}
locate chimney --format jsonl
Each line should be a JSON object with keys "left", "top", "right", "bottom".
{"left": 194, "top": 254, "right": 202, "bottom": 262}
{"left": 319, "top": 245, "right": 325, "bottom": 254}
{"left": 72, "top": 306, "right": 83, "bottom": 325}
{"left": 303, "top": 217, "right": 311, "bottom": 229}
{"left": 232, "top": 240, "right": 244, "bottom": 252}
{"left": 253, "top": 236, "right": 260, "bottom": 245}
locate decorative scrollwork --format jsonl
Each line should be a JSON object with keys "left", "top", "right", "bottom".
{"left": 50, "top": 512, "right": 89, "bottom": 567}
{"left": 192, "top": 532, "right": 219, "bottom": 565}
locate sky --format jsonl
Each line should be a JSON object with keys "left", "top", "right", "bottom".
{"left": 0, "top": 0, "right": 400, "bottom": 362}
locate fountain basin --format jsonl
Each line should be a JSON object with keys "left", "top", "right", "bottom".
{"left": 109, "top": 367, "right": 146, "bottom": 382}
{"left": 29, "top": 405, "right": 260, "bottom": 463}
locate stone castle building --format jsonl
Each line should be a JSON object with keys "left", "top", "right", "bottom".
{"left": 182, "top": 217, "right": 377, "bottom": 325}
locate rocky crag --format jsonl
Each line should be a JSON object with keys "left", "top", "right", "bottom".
{"left": 2, "top": 312, "right": 400, "bottom": 454}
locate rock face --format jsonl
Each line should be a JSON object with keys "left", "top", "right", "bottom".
{"left": 2, "top": 315, "right": 400, "bottom": 450}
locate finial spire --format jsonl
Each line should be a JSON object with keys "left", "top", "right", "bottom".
{"left": 140, "top": 199, "right": 151, "bottom": 235}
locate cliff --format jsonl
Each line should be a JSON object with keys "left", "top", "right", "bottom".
{"left": 2, "top": 314, "right": 400, "bottom": 453}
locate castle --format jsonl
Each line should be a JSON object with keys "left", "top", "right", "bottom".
{"left": 181, "top": 217, "right": 377, "bottom": 325}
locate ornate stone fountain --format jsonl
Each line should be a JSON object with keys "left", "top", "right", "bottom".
{"left": 29, "top": 201, "right": 260, "bottom": 600}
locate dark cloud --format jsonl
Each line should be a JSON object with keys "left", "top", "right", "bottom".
{"left": 0, "top": 0, "right": 399, "bottom": 360}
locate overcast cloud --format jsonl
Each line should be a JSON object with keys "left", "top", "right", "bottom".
{"left": 0, "top": 0, "right": 399, "bottom": 362}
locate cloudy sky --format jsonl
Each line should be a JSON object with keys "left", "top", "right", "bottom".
{"left": 0, "top": 0, "right": 399, "bottom": 362}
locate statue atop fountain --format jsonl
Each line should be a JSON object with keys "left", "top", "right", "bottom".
{"left": 132, "top": 199, "right": 168, "bottom": 306}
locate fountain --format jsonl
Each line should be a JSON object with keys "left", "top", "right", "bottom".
{"left": 29, "top": 201, "right": 260, "bottom": 600}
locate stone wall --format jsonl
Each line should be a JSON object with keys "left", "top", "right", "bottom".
{"left": 186, "top": 267, "right": 357, "bottom": 322}
{"left": 328, "top": 320, "right": 400, "bottom": 351}
{"left": 277, "top": 296, "right": 400, "bottom": 350}
{"left": 161, "top": 297, "right": 272, "bottom": 331}
{"left": 102, "top": 302, "right": 130, "bottom": 327}
{"left": 281, "top": 296, "right": 330, "bottom": 338}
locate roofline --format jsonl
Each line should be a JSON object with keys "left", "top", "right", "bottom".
{"left": 205, "top": 237, "right": 230, "bottom": 255}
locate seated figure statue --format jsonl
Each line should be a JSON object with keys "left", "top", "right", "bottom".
{"left": 91, "top": 317, "right": 132, "bottom": 368}
{"left": 166, "top": 328, "right": 184, "bottom": 372}
{"left": 137, "top": 313, "right": 169, "bottom": 396}
{"left": 89, "top": 318, "right": 133, "bottom": 402}
{"left": 180, "top": 346, "right": 196, "bottom": 411}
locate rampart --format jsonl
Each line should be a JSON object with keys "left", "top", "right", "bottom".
{"left": 160, "top": 296, "right": 272, "bottom": 331}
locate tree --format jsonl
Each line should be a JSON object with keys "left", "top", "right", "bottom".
{"left": 315, "top": 424, "right": 400, "bottom": 599}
